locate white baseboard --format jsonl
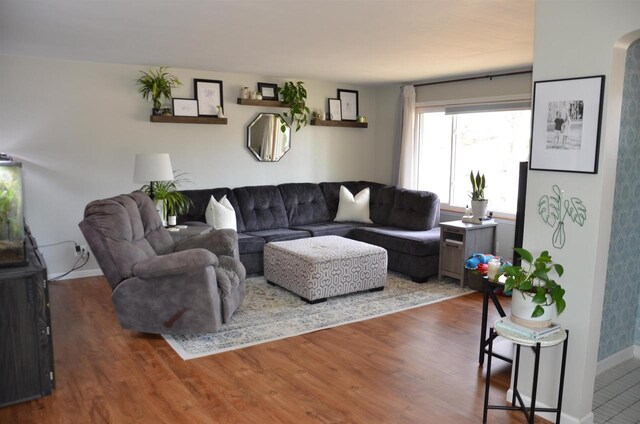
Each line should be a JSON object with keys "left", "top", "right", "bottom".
{"left": 596, "top": 345, "right": 640, "bottom": 375}
{"left": 505, "top": 390, "right": 592, "bottom": 424}
{"left": 48, "top": 267, "right": 103, "bottom": 281}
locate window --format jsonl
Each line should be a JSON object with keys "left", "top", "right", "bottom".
{"left": 416, "top": 106, "right": 531, "bottom": 215}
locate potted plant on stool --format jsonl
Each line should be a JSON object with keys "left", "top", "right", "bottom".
{"left": 499, "top": 247, "right": 566, "bottom": 328}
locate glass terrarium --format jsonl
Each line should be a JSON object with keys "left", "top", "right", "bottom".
{"left": 0, "top": 161, "right": 26, "bottom": 267}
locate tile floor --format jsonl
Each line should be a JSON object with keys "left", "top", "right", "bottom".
{"left": 593, "top": 358, "right": 640, "bottom": 424}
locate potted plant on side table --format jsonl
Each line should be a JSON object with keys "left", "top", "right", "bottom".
{"left": 469, "top": 170, "right": 488, "bottom": 220}
{"left": 140, "top": 172, "right": 192, "bottom": 226}
{"left": 499, "top": 247, "right": 566, "bottom": 328}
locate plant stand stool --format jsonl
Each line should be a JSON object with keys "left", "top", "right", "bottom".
{"left": 483, "top": 325, "right": 569, "bottom": 424}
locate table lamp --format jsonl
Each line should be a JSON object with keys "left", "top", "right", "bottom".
{"left": 133, "top": 153, "right": 174, "bottom": 199}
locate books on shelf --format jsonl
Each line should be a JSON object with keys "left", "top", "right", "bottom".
{"left": 495, "top": 317, "right": 561, "bottom": 340}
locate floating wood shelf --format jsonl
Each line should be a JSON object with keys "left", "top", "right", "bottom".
{"left": 149, "top": 115, "right": 228, "bottom": 124}
{"left": 236, "top": 98, "right": 289, "bottom": 108}
{"left": 310, "top": 119, "right": 368, "bottom": 128}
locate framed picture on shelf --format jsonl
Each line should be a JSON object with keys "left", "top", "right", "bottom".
{"left": 328, "top": 98, "right": 342, "bottom": 121}
{"left": 258, "top": 82, "right": 278, "bottom": 101}
{"left": 337, "top": 89, "right": 358, "bottom": 121}
{"left": 529, "top": 75, "right": 605, "bottom": 174}
{"left": 194, "top": 79, "right": 224, "bottom": 116}
{"left": 172, "top": 98, "right": 199, "bottom": 117}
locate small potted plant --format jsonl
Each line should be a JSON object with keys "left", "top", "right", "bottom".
{"left": 499, "top": 247, "right": 566, "bottom": 328}
{"left": 135, "top": 67, "right": 182, "bottom": 116}
{"left": 140, "top": 172, "right": 192, "bottom": 226}
{"left": 277, "top": 81, "right": 309, "bottom": 132}
{"left": 469, "top": 170, "right": 488, "bottom": 219}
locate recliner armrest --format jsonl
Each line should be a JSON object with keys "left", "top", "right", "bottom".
{"left": 173, "top": 228, "right": 239, "bottom": 259}
{"left": 132, "top": 248, "right": 218, "bottom": 279}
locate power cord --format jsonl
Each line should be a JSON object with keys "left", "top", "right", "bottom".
{"left": 49, "top": 251, "right": 91, "bottom": 282}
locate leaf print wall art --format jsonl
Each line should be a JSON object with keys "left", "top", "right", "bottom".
{"left": 538, "top": 185, "right": 586, "bottom": 248}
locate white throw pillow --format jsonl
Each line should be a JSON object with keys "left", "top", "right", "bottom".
{"left": 205, "top": 195, "right": 237, "bottom": 230}
{"left": 334, "top": 186, "right": 373, "bottom": 223}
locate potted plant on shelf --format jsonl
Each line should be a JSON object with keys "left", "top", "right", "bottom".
{"left": 499, "top": 247, "right": 566, "bottom": 328}
{"left": 135, "top": 67, "right": 182, "bottom": 116}
{"left": 469, "top": 170, "right": 488, "bottom": 219}
{"left": 277, "top": 81, "right": 309, "bottom": 132}
{"left": 140, "top": 172, "right": 192, "bottom": 226}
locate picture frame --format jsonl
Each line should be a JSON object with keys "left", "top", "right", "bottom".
{"left": 328, "top": 98, "right": 342, "bottom": 121}
{"left": 258, "top": 82, "right": 278, "bottom": 101}
{"left": 529, "top": 75, "right": 605, "bottom": 174}
{"left": 172, "top": 98, "right": 199, "bottom": 117}
{"left": 194, "top": 79, "right": 224, "bottom": 116}
{"left": 337, "top": 89, "right": 358, "bottom": 121}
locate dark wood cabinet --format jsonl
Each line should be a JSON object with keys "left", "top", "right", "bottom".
{"left": 0, "top": 229, "right": 54, "bottom": 407}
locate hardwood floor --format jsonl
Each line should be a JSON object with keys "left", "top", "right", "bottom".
{"left": 0, "top": 276, "right": 545, "bottom": 423}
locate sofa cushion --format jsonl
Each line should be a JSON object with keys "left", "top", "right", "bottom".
{"left": 233, "top": 185, "right": 289, "bottom": 231}
{"left": 244, "top": 228, "right": 311, "bottom": 243}
{"left": 290, "top": 221, "right": 368, "bottom": 237}
{"left": 278, "top": 183, "right": 330, "bottom": 225}
{"left": 320, "top": 181, "right": 385, "bottom": 220}
{"left": 388, "top": 189, "right": 440, "bottom": 231}
{"left": 205, "top": 195, "right": 237, "bottom": 230}
{"left": 237, "top": 233, "right": 266, "bottom": 255}
{"left": 349, "top": 226, "right": 440, "bottom": 257}
{"left": 370, "top": 185, "right": 397, "bottom": 226}
{"left": 179, "top": 188, "right": 245, "bottom": 232}
{"left": 334, "top": 186, "right": 373, "bottom": 223}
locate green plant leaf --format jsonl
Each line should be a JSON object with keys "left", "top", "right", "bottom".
{"left": 555, "top": 298, "right": 566, "bottom": 315}
{"left": 532, "top": 287, "right": 547, "bottom": 304}
{"left": 514, "top": 247, "right": 533, "bottom": 264}
{"left": 531, "top": 305, "right": 545, "bottom": 318}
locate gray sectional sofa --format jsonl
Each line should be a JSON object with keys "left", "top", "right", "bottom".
{"left": 178, "top": 181, "right": 441, "bottom": 282}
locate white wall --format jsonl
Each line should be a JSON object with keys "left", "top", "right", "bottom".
{"left": 415, "top": 71, "right": 532, "bottom": 103}
{"left": 0, "top": 55, "right": 379, "bottom": 276}
{"left": 516, "top": 2, "right": 640, "bottom": 423}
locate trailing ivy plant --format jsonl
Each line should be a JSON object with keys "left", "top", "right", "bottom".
{"left": 277, "top": 81, "right": 309, "bottom": 132}
{"left": 135, "top": 67, "right": 182, "bottom": 112}
{"left": 500, "top": 248, "right": 566, "bottom": 318}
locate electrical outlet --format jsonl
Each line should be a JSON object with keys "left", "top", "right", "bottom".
{"left": 80, "top": 245, "right": 88, "bottom": 255}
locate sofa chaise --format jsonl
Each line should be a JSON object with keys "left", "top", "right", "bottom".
{"left": 178, "top": 181, "right": 441, "bottom": 282}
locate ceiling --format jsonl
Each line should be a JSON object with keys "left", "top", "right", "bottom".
{"left": 0, "top": 0, "right": 535, "bottom": 85}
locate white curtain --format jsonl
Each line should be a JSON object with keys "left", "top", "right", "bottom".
{"left": 397, "top": 85, "right": 418, "bottom": 189}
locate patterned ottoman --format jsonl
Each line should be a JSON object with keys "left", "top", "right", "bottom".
{"left": 264, "top": 235, "right": 388, "bottom": 303}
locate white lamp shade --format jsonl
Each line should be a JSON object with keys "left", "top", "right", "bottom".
{"left": 133, "top": 153, "right": 174, "bottom": 182}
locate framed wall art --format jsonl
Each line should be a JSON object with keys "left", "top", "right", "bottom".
{"left": 194, "top": 79, "right": 224, "bottom": 116}
{"left": 328, "top": 98, "right": 342, "bottom": 121}
{"left": 529, "top": 75, "right": 605, "bottom": 174}
{"left": 337, "top": 89, "right": 358, "bottom": 121}
{"left": 258, "top": 82, "right": 278, "bottom": 101}
{"left": 172, "top": 98, "right": 199, "bottom": 117}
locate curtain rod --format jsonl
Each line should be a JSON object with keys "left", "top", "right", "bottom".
{"left": 413, "top": 69, "right": 532, "bottom": 88}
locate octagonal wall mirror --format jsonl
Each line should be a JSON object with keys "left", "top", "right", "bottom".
{"left": 247, "top": 113, "right": 291, "bottom": 162}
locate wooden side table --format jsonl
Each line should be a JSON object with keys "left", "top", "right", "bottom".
{"left": 438, "top": 220, "right": 497, "bottom": 287}
{"left": 483, "top": 322, "right": 569, "bottom": 424}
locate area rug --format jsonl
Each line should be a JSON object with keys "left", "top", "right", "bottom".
{"left": 163, "top": 273, "right": 472, "bottom": 360}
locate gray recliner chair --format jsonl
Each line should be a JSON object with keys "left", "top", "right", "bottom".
{"left": 79, "top": 191, "right": 246, "bottom": 335}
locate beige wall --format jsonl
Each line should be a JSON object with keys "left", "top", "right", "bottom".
{"left": 0, "top": 55, "right": 380, "bottom": 275}
{"left": 517, "top": 2, "right": 640, "bottom": 423}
